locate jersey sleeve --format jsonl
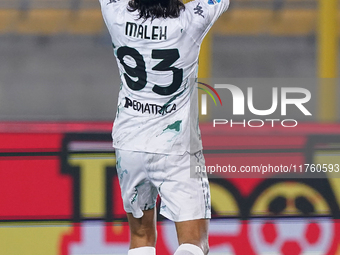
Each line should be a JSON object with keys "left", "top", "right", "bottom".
{"left": 205, "top": 0, "right": 230, "bottom": 24}
{"left": 182, "top": 0, "right": 229, "bottom": 44}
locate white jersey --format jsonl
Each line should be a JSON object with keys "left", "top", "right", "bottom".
{"left": 100, "top": 0, "right": 229, "bottom": 155}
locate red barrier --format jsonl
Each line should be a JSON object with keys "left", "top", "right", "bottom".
{"left": 1, "top": 122, "right": 340, "bottom": 254}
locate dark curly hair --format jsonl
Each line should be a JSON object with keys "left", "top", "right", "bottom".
{"left": 127, "top": 0, "right": 185, "bottom": 21}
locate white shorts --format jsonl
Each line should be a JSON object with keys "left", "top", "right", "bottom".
{"left": 115, "top": 149, "right": 211, "bottom": 222}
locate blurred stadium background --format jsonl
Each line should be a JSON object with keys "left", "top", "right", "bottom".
{"left": 1, "top": 0, "right": 340, "bottom": 254}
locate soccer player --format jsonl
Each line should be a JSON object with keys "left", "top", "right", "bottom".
{"left": 99, "top": 0, "right": 229, "bottom": 253}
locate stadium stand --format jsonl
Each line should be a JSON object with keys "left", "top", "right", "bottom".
{"left": 213, "top": 8, "right": 316, "bottom": 35}
{"left": 0, "top": 0, "right": 103, "bottom": 35}
{"left": 67, "top": 9, "right": 103, "bottom": 34}
{"left": 15, "top": 9, "right": 70, "bottom": 34}
{"left": 0, "top": 0, "right": 321, "bottom": 36}
{"left": 0, "top": 9, "right": 19, "bottom": 33}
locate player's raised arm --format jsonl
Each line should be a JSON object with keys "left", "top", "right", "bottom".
{"left": 183, "top": 0, "right": 229, "bottom": 43}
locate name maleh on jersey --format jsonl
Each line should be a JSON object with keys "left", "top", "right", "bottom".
{"left": 125, "top": 22, "right": 167, "bottom": 40}
{"left": 124, "top": 97, "right": 176, "bottom": 115}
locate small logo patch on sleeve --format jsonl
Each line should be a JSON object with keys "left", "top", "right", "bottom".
{"left": 207, "top": 0, "right": 221, "bottom": 5}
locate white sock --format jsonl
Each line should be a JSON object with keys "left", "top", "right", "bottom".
{"left": 174, "top": 244, "right": 204, "bottom": 255}
{"left": 128, "top": 247, "right": 156, "bottom": 255}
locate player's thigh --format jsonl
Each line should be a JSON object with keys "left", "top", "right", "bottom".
{"left": 156, "top": 151, "right": 211, "bottom": 222}
{"left": 116, "top": 149, "right": 158, "bottom": 219}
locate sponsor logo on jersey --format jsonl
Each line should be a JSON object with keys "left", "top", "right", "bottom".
{"left": 124, "top": 97, "right": 177, "bottom": 115}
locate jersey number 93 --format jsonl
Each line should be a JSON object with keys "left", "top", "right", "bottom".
{"left": 117, "top": 46, "right": 183, "bottom": 96}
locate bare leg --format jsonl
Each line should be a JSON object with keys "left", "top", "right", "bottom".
{"left": 127, "top": 207, "right": 157, "bottom": 249}
{"left": 175, "top": 219, "right": 209, "bottom": 255}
